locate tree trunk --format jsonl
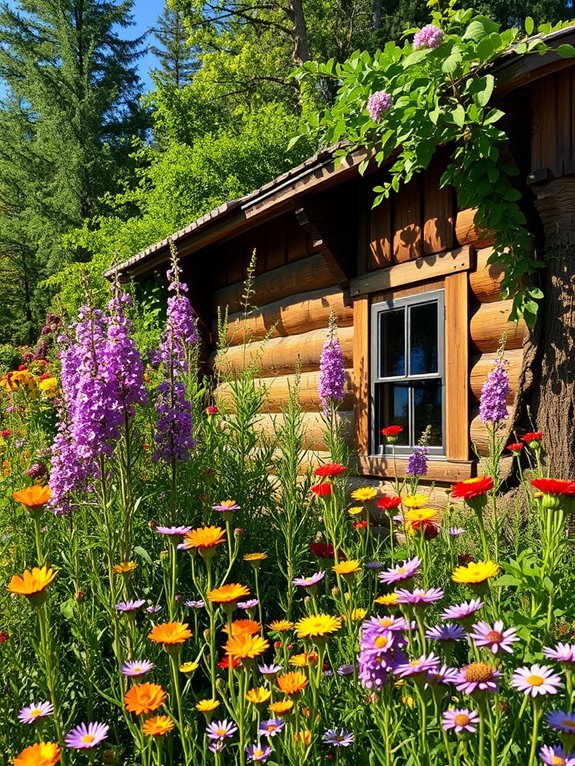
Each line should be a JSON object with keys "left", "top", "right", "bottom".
{"left": 286, "top": 0, "right": 311, "bottom": 64}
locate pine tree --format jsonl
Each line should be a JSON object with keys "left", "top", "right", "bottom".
{"left": 151, "top": 3, "right": 197, "bottom": 89}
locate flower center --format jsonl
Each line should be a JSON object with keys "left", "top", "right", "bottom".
{"left": 526, "top": 674, "right": 544, "bottom": 687}
{"left": 30, "top": 708, "right": 44, "bottom": 718}
{"left": 266, "top": 724, "right": 277, "bottom": 732}
{"left": 454, "top": 714, "right": 470, "bottom": 727}
{"left": 335, "top": 735, "right": 344, "bottom": 742}
{"left": 551, "top": 757, "right": 565, "bottom": 766}
{"left": 81, "top": 735, "right": 95, "bottom": 744}
{"left": 562, "top": 720, "right": 575, "bottom": 729}
{"left": 374, "top": 636, "right": 388, "bottom": 649}
{"left": 410, "top": 660, "right": 422, "bottom": 667}
{"left": 397, "top": 567, "right": 407, "bottom": 574}
{"left": 485, "top": 630, "right": 503, "bottom": 643}
{"left": 254, "top": 749, "right": 264, "bottom": 757}
{"left": 216, "top": 728, "right": 226, "bottom": 737}
{"left": 463, "top": 663, "right": 494, "bottom": 682}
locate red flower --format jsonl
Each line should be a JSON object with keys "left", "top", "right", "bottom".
{"left": 422, "top": 521, "right": 439, "bottom": 539}
{"left": 0, "top": 631, "right": 8, "bottom": 644}
{"left": 311, "top": 482, "right": 332, "bottom": 498}
{"left": 353, "top": 520, "right": 368, "bottom": 531}
{"left": 377, "top": 496, "right": 402, "bottom": 510}
{"left": 17, "top": 365, "right": 27, "bottom": 371}
{"left": 314, "top": 463, "right": 346, "bottom": 478}
{"left": 451, "top": 476, "right": 494, "bottom": 500}
{"left": 206, "top": 406, "right": 218, "bottom": 415}
{"left": 381, "top": 425, "right": 403, "bottom": 437}
{"left": 507, "top": 443, "right": 524, "bottom": 454}
{"left": 1, "top": 430, "right": 11, "bottom": 439}
{"left": 531, "top": 479, "right": 575, "bottom": 497}
{"left": 218, "top": 655, "right": 241, "bottom": 669}
{"left": 522, "top": 432, "right": 543, "bottom": 444}
{"left": 309, "top": 542, "right": 346, "bottom": 561}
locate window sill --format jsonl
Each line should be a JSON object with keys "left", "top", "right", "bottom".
{"left": 357, "top": 455, "right": 475, "bottom": 482}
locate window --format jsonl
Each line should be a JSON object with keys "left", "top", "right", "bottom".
{"left": 371, "top": 290, "right": 445, "bottom": 456}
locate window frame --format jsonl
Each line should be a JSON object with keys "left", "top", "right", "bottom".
{"left": 370, "top": 289, "right": 446, "bottom": 457}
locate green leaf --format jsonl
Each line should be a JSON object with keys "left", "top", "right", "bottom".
{"left": 134, "top": 545, "right": 153, "bottom": 565}
{"left": 442, "top": 51, "right": 462, "bottom": 74}
{"left": 525, "top": 16, "right": 534, "bottom": 35}
{"left": 451, "top": 104, "right": 466, "bottom": 127}
{"left": 469, "top": 74, "right": 494, "bottom": 107}
{"left": 463, "top": 16, "right": 500, "bottom": 42}
{"left": 556, "top": 43, "right": 575, "bottom": 58}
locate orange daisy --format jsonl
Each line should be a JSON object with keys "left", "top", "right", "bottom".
{"left": 13, "top": 742, "right": 61, "bottom": 766}
{"left": 207, "top": 583, "right": 250, "bottom": 605}
{"left": 12, "top": 485, "right": 51, "bottom": 509}
{"left": 277, "top": 671, "right": 308, "bottom": 696}
{"left": 142, "top": 716, "right": 175, "bottom": 736}
{"left": 7, "top": 566, "right": 56, "bottom": 605}
{"left": 290, "top": 651, "right": 319, "bottom": 667}
{"left": 148, "top": 622, "right": 192, "bottom": 646}
{"left": 224, "top": 633, "right": 269, "bottom": 660}
{"left": 222, "top": 619, "right": 262, "bottom": 636}
{"left": 269, "top": 699, "right": 294, "bottom": 715}
{"left": 183, "top": 526, "right": 226, "bottom": 552}
{"left": 124, "top": 683, "right": 167, "bottom": 715}
{"left": 113, "top": 561, "right": 138, "bottom": 575}
{"left": 269, "top": 620, "right": 294, "bottom": 633}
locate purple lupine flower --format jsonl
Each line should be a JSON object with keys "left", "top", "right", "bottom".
{"left": 246, "top": 743, "right": 272, "bottom": 762}
{"left": 479, "top": 358, "right": 510, "bottom": 424}
{"left": 258, "top": 719, "right": 284, "bottom": 737}
{"left": 395, "top": 653, "right": 440, "bottom": 679}
{"left": 546, "top": 711, "right": 575, "bottom": 734}
{"left": 379, "top": 556, "right": 421, "bottom": 585}
{"left": 395, "top": 587, "right": 443, "bottom": 606}
{"left": 318, "top": 323, "right": 345, "bottom": 414}
{"left": 440, "top": 600, "right": 484, "bottom": 622}
{"left": 413, "top": 24, "right": 444, "bottom": 49}
{"left": 64, "top": 721, "right": 109, "bottom": 749}
{"left": 425, "top": 624, "right": 465, "bottom": 642}
{"left": 544, "top": 643, "right": 575, "bottom": 665}
{"left": 406, "top": 446, "right": 428, "bottom": 477}
{"left": 121, "top": 660, "right": 154, "bottom": 677}
{"left": 18, "top": 701, "right": 54, "bottom": 724}
{"left": 323, "top": 729, "right": 354, "bottom": 746}
{"left": 511, "top": 665, "right": 562, "bottom": 697}
{"left": 106, "top": 288, "right": 147, "bottom": 415}
{"left": 115, "top": 599, "right": 146, "bottom": 613}
{"left": 469, "top": 621, "right": 519, "bottom": 655}
{"left": 540, "top": 745, "right": 575, "bottom": 766}
{"left": 442, "top": 709, "right": 479, "bottom": 734}
{"left": 292, "top": 572, "right": 325, "bottom": 588}
{"left": 454, "top": 663, "right": 502, "bottom": 694}
{"left": 206, "top": 719, "right": 239, "bottom": 740}
{"left": 367, "top": 91, "right": 392, "bottom": 122}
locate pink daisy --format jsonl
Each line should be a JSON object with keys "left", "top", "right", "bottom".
{"left": 511, "top": 665, "right": 562, "bottom": 697}
{"left": 469, "top": 621, "right": 519, "bottom": 655}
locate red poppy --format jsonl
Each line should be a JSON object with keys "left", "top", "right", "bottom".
{"left": 218, "top": 655, "right": 241, "bottom": 669}
{"left": 311, "top": 482, "right": 332, "bottom": 498}
{"left": 507, "top": 443, "right": 524, "bottom": 453}
{"left": 521, "top": 432, "right": 543, "bottom": 444}
{"left": 530, "top": 479, "right": 575, "bottom": 497}
{"left": 381, "top": 425, "right": 403, "bottom": 437}
{"left": 314, "top": 463, "right": 346, "bottom": 478}
{"left": 451, "top": 476, "right": 494, "bottom": 500}
{"left": 353, "top": 520, "right": 368, "bottom": 531}
{"left": 377, "top": 496, "right": 402, "bottom": 510}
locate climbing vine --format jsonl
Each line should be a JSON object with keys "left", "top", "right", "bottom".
{"left": 296, "top": 1, "right": 575, "bottom": 327}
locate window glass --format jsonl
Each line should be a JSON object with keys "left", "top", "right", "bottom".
{"left": 409, "top": 302, "right": 438, "bottom": 375}
{"left": 412, "top": 380, "right": 443, "bottom": 447}
{"left": 378, "top": 308, "right": 405, "bottom": 377}
{"left": 375, "top": 382, "right": 409, "bottom": 446}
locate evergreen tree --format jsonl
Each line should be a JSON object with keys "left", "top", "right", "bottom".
{"left": 151, "top": 3, "right": 197, "bottom": 89}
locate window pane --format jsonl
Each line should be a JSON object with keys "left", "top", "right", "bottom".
{"left": 379, "top": 308, "right": 405, "bottom": 377}
{"left": 412, "top": 380, "right": 443, "bottom": 447}
{"left": 409, "top": 302, "right": 438, "bottom": 375}
{"left": 375, "top": 382, "right": 409, "bottom": 448}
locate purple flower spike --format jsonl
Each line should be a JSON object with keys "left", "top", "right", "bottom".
{"left": 18, "top": 701, "right": 54, "bottom": 724}
{"left": 292, "top": 571, "right": 325, "bottom": 588}
{"left": 396, "top": 588, "right": 443, "bottom": 606}
{"left": 323, "top": 729, "right": 354, "bottom": 747}
{"left": 318, "top": 324, "right": 345, "bottom": 414}
{"left": 544, "top": 643, "right": 575, "bottom": 664}
{"left": 65, "top": 721, "right": 109, "bottom": 749}
{"left": 406, "top": 446, "right": 428, "bottom": 477}
{"left": 511, "top": 665, "right": 562, "bottom": 697}
{"left": 540, "top": 745, "right": 575, "bottom": 766}
{"left": 367, "top": 91, "right": 392, "bottom": 122}
{"left": 379, "top": 557, "right": 421, "bottom": 585}
{"left": 206, "top": 720, "right": 239, "bottom": 740}
{"left": 413, "top": 24, "right": 444, "bottom": 49}
{"left": 115, "top": 599, "right": 145, "bottom": 613}
{"left": 258, "top": 719, "right": 285, "bottom": 738}
{"left": 442, "top": 708, "right": 479, "bottom": 734}
{"left": 469, "top": 621, "right": 519, "bottom": 655}
{"left": 246, "top": 743, "right": 273, "bottom": 762}
{"left": 441, "top": 600, "right": 484, "bottom": 622}
{"left": 546, "top": 710, "right": 575, "bottom": 734}
{"left": 121, "top": 660, "right": 154, "bottom": 677}
{"left": 479, "top": 358, "right": 510, "bottom": 424}
{"left": 426, "top": 624, "right": 465, "bottom": 642}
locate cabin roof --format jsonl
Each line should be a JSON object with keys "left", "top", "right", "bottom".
{"left": 106, "top": 24, "right": 575, "bottom": 280}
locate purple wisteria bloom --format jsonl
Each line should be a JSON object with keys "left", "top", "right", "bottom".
{"left": 259, "top": 719, "right": 285, "bottom": 738}
{"left": 367, "top": 90, "right": 392, "bottom": 122}
{"left": 318, "top": 324, "right": 345, "bottom": 414}
{"left": 292, "top": 572, "right": 325, "bottom": 588}
{"left": 511, "top": 665, "right": 562, "bottom": 697}
{"left": 540, "top": 745, "right": 575, "bottom": 766}
{"left": 64, "top": 721, "right": 109, "bottom": 749}
{"left": 206, "top": 720, "right": 239, "bottom": 740}
{"left": 396, "top": 588, "right": 443, "bottom": 606}
{"left": 413, "top": 24, "right": 444, "bottom": 49}
{"left": 323, "top": 729, "right": 354, "bottom": 747}
{"left": 238, "top": 599, "right": 259, "bottom": 610}
{"left": 115, "top": 599, "right": 145, "bottom": 613}
{"left": 426, "top": 624, "right": 465, "bottom": 642}
{"left": 406, "top": 446, "right": 428, "bottom": 477}
{"left": 546, "top": 711, "right": 575, "bottom": 734}
{"left": 395, "top": 653, "right": 441, "bottom": 679}
{"left": 185, "top": 600, "right": 205, "bottom": 610}
{"left": 441, "top": 600, "right": 484, "bottom": 623}
{"left": 442, "top": 709, "right": 479, "bottom": 734}
{"left": 455, "top": 663, "right": 502, "bottom": 694}
{"left": 121, "top": 660, "right": 154, "bottom": 677}
{"left": 469, "top": 621, "right": 519, "bottom": 655}
{"left": 18, "top": 701, "right": 54, "bottom": 724}
{"left": 155, "top": 525, "right": 192, "bottom": 536}
{"left": 379, "top": 557, "right": 421, "bottom": 585}
{"left": 544, "top": 643, "right": 575, "bottom": 665}
{"left": 246, "top": 743, "right": 272, "bottom": 762}
{"left": 479, "top": 358, "right": 510, "bottom": 424}
{"left": 258, "top": 663, "right": 282, "bottom": 677}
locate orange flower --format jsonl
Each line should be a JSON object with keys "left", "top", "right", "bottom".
{"left": 113, "top": 561, "right": 138, "bottom": 574}
{"left": 148, "top": 622, "right": 192, "bottom": 646}
{"left": 277, "top": 671, "right": 308, "bottom": 695}
{"left": 294, "top": 729, "right": 312, "bottom": 745}
{"left": 124, "top": 683, "right": 167, "bottom": 715}
{"left": 225, "top": 633, "right": 269, "bottom": 660}
{"left": 290, "top": 651, "right": 319, "bottom": 667}
{"left": 269, "top": 620, "right": 294, "bottom": 633}
{"left": 269, "top": 699, "right": 294, "bottom": 715}
{"left": 222, "top": 619, "right": 261, "bottom": 636}
{"left": 13, "top": 742, "right": 61, "bottom": 766}
{"left": 12, "top": 485, "right": 51, "bottom": 509}
{"left": 142, "top": 715, "right": 175, "bottom": 736}
{"left": 246, "top": 687, "right": 271, "bottom": 704}
{"left": 332, "top": 560, "right": 361, "bottom": 577}
{"left": 183, "top": 526, "right": 225, "bottom": 551}
{"left": 208, "top": 583, "right": 250, "bottom": 605}
{"left": 7, "top": 566, "right": 56, "bottom": 605}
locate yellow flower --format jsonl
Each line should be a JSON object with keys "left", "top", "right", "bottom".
{"left": 405, "top": 508, "right": 438, "bottom": 524}
{"left": 208, "top": 583, "right": 250, "bottom": 605}
{"left": 12, "top": 485, "right": 51, "bottom": 509}
{"left": 243, "top": 552, "right": 268, "bottom": 562}
{"left": 295, "top": 613, "right": 342, "bottom": 640}
{"left": 246, "top": 687, "right": 271, "bottom": 704}
{"left": 225, "top": 633, "right": 269, "bottom": 660}
{"left": 222, "top": 619, "right": 261, "bottom": 636}
{"left": 196, "top": 698, "right": 220, "bottom": 714}
{"left": 290, "top": 651, "right": 319, "bottom": 667}
{"left": 148, "top": 622, "right": 192, "bottom": 646}
{"left": 277, "top": 671, "right": 308, "bottom": 695}
{"left": 452, "top": 560, "right": 500, "bottom": 584}
{"left": 184, "top": 526, "right": 225, "bottom": 551}
{"left": 351, "top": 487, "right": 378, "bottom": 502}
{"left": 268, "top": 699, "right": 294, "bottom": 715}
{"left": 269, "top": 620, "right": 294, "bottom": 633}
{"left": 294, "top": 730, "right": 312, "bottom": 745}
{"left": 113, "top": 561, "right": 138, "bottom": 575}
{"left": 347, "top": 506, "right": 364, "bottom": 516}
{"left": 375, "top": 593, "right": 399, "bottom": 606}
{"left": 332, "top": 560, "right": 361, "bottom": 577}
{"left": 7, "top": 566, "right": 56, "bottom": 604}
{"left": 347, "top": 607, "right": 367, "bottom": 622}
{"left": 402, "top": 494, "right": 429, "bottom": 509}
{"left": 401, "top": 694, "right": 416, "bottom": 709}
{"left": 38, "top": 377, "right": 58, "bottom": 394}
{"left": 143, "top": 715, "right": 175, "bottom": 736}
{"left": 179, "top": 661, "right": 199, "bottom": 674}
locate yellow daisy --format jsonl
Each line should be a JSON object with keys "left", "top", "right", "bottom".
{"left": 290, "top": 651, "right": 319, "bottom": 667}
{"left": 196, "top": 698, "right": 220, "bottom": 714}
{"left": 246, "top": 687, "right": 271, "bottom": 705}
{"left": 351, "top": 487, "right": 378, "bottom": 502}
{"left": 295, "top": 613, "right": 342, "bottom": 640}
{"left": 225, "top": 633, "right": 269, "bottom": 660}
{"left": 402, "top": 494, "right": 429, "bottom": 509}
{"left": 452, "top": 560, "right": 500, "bottom": 584}
{"left": 332, "top": 560, "right": 361, "bottom": 577}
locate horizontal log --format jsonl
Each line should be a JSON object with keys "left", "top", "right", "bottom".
{"left": 212, "top": 326, "right": 354, "bottom": 378}
{"left": 253, "top": 410, "right": 355, "bottom": 452}
{"left": 469, "top": 300, "right": 527, "bottom": 353}
{"left": 212, "top": 253, "right": 338, "bottom": 316}
{"left": 469, "top": 247, "right": 506, "bottom": 303}
{"left": 215, "top": 369, "right": 354, "bottom": 413}
{"left": 455, "top": 208, "right": 496, "bottom": 249}
{"left": 470, "top": 407, "right": 512, "bottom": 456}
{"left": 470, "top": 348, "right": 523, "bottom": 403}
{"left": 220, "top": 287, "right": 353, "bottom": 347}
{"left": 358, "top": 456, "right": 475, "bottom": 482}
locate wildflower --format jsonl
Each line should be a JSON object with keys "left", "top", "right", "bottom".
{"left": 182, "top": 526, "right": 225, "bottom": 553}
{"left": 277, "top": 671, "right": 308, "bottom": 695}
{"left": 315, "top": 463, "right": 346, "bottom": 478}
{"left": 540, "top": 745, "right": 575, "bottom": 765}
{"left": 121, "top": 660, "right": 154, "bottom": 677}
{"left": 311, "top": 482, "right": 332, "bottom": 497}
{"left": 442, "top": 709, "right": 479, "bottom": 734}
{"left": 222, "top": 619, "right": 261, "bottom": 636}
{"left": 246, "top": 743, "right": 272, "bottom": 762}
{"left": 295, "top": 614, "right": 343, "bottom": 640}
{"left": 395, "top": 653, "right": 440, "bottom": 679}
{"left": 309, "top": 542, "right": 336, "bottom": 559}
{"left": 351, "top": 487, "right": 377, "bottom": 501}
{"left": 12, "top": 485, "right": 51, "bottom": 511}
{"left": 366, "top": 561, "right": 383, "bottom": 571}
{"left": 148, "top": 622, "right": 192, "bottom": 646}
{"left": 268, "top": 699, "right": 294, "bottom": 715}
{"left": 196, "top": 699, "right": 220, "bottom": 714}
{"left": 441, "top": 600, "right": 484, "bottom": 623}
{"left": 124, "top": 683, "right": 167, "bottom": 715}
{"left": 332, "top": 560, "right": 361, "bottom": 577}
{"left": 179, "top": 661, "right": 199, "bottom": 674}
{"left": 413, "top": 23, "right": 444, "bottom": 48}
{"left": 531, "top": 479, "right": 575, "bottom": 511}
{"left": 507, "top": 442, "right": 524, "bottom": 454}
{"left": 544, "top": 643, "right": 575, "bottom": 664}
{"left": 348, "top": 608, "right": 367, "bottom": 622}
{"left": 318, "top": 321, "right": 345, "bottom": 414}
{"left": 185, "top": 599, "right": 205, "bottom": 610}
{"left": 208, "top": 740, "right": 227, "bottom": 754}
{"left": 451, "top": 477, "right": 494, "bottom": 508}
{"left": 405, "top": 507, "right": 439, "bottom": 527}
{"left": 447, "top": 527, "right": 465, "bottom": 536}
{"left": 375, "top": 593, "right": 399, "bottom": 607}
{"left": 246, "top": 687, "right": 272, "bottom": 705}
{"left": 225, "top": 633, "right": 269, "bottom": 661}
{"left": 238, "top": 599, "right": 259, "bottom": 610}
{"left": 426, "top": 624, "right": 465, "bottom": 642}
{"left": 206, "top": 720, "right": 239, "bottom": 740}
{"left": 546, "top": 711, "right": 575, "bottom": 734}
{"left": 522, "top": 431, "right": 543, "bottom": 447}
{"left": 455, "top": 663, "right": 501, "bottom": 694}
{"left": 381, "top": 424, "right": 402, "bottom": 441}
{"left": 208, "top": 583, "right": 250, "bottom": 605}
{"left": 290, "top": 652, "right": 319, "bottom": 667}
{"left": 396, "top": 588, "right": 443, "bottom": 605}
{"left": 12, "top": 742, "right": 61, "bottom": 766}
{"left": 406, "top": 446, "right": 428, "bottom": 477}
{"left": 427, "top": 664, "right": 459, "bottom": 685}
{"left": 64, "top": 722, "right": 109, "bottom": 750}
{"left": 348, "top": 506, "right": 364, "bottom": 516}
{"left": 323, "top": 729, "right": 354, "bottom": 746}
{"left": 7, "top": 566, "right": 56, "bottom": 605}
{"left": 213, "top": 500, "right": 240, "bottom": 513}
{"left": 402, "top": 494, "right": 428, "bottom": 508}
{"left": 512, "top": 665, "right": 562, "bottom": 697}
{"left": 269, "top": 620, "right": 294, "bottom": 633}
{"left": 293, "top": 571, "right": 325, "bottom": 588}
{"left": 363, "top": 615, "right": 408, "bottom": 632}
{"left": 452, "top": 561, "right": 499, "bottom": 585}
{"left": 244, "top": 553, "right": 268, "bottom": 567}
{"left": 113, "top": 561, "right": 138, "bottom": 574}
{"left": 115, "top": 599, "right": 145, "bottom": 613}
{"left": 469, "top": 621, "right": 519, "bottom": 655}
{"left": 259, "top": 718, "right": 285, "bottom": 737}
{"left": 377, "top": 495, "right": 402, "bottom": 510}
{"left": 146, "top": 604, "right": 163, "bottom": 614}
{"left": 18, "top": 701, "right": 54, "bottom": 724}
{"left": 143, "top": 716, "right": 175, "bottom": 736}
{"left": 479, "top": 358, "right": 510, "bottom": 424}
{"left": 258, "top": 662, "right": 282, "bottom": 677}
{"left": 379, "top": 556, "right": 421, "bottom": 585}
{"left": 155, "top": 525, "right": 191, "bottom": 537}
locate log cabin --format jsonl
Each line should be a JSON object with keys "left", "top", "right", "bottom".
{"left": 107, "top": 27, "right": 575, "bottom": 489}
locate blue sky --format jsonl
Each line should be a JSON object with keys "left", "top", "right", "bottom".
{"left": 131, "top": 0, "right": 165, "bottom": 91}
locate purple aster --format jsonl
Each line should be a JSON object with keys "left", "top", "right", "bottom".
{"left": 427, "top": 664, "right": 459, "bottom": 685}
{"left": 546, "top": 711, "right": 575, "bottom": 734}
{"left": 540, "top": 745, "right": 575, "bottom": 766}
{"left": 337, "top": 664, "right": 355, "bottom": 676}
{"left": 426, "top": 624, "right": 465, "bottom": 642}
{"left": 358, "top": 648, "right": 398, "bottom": 690}
{"left": 447, "top": 527, "right": 466, "bottom": 537}
{"left": 455, "top": 663, "right": 502, "bottom": 695}
{"left": 441, "top": 600, "right": 484, "bottom": 622}
{"left": 361, "top": 629, "right": 397, "bottom": 656}
{"left": 246, "top": 743, "right": 272, "bottom": 762}
{"left": 115, "top": 599, "right": 145, "bottom": 613}
{"left": 185, "top": 600, "right": 205, "bottom": 610}
{"left": 121, "top": 660, "right": 154, "bottom": 677}
{"left": 396, "top": 588, "right": 443, "bottom": 605}
{"left": 258, "top": 719, "right": 285, "bottom": 738}
{"left": 146, "top": 604, "right": 163, "bottom": 614}
{"left": 365, "top": 562, "right": 384, "bottom": 570}
{"left": 544, "top": 643, "right": 575, "bottom": 664}
{"left": 442, "top": 708, "right": 479, "bottom": 734}
{"left": 469, "top": 621, "right": 519, "bottom": 655}
{"left": 406, "top": 446, "right": 428, "bottom": 478}
{"left": 209, "top": 740, "right": 227, "bottom": 753}
{"left": 213, "top": 502, "right": 241, "bottom": 512}
{"left": 155, "top": 526, "right": 192, "bottom": 536}
{"left": 367, "top": 90, "right": 392, "bottom": 122}
{"left": 18, "top": 701, "right": 54, "bottom": 724}
{"left": 292, "top": 571, "right": 325, "bottom": 588}
{"left": 479, "top": 358, "right": 510, "bottom": 424}
{"left": 413, "top": 24, "right": 444, "bottom": 49}
{"left": 64, "top": 721, "right": 109, "bottom": 749}
{"left": 395, "top": 653, "right": 440, "bottom": 679}
{"left": 362, "top": 615, "right": 409, "bottom": 633}
{"left": 238, "top": 599, "right": 259, "bottom": 610}
{"left": 318, "top": 323, "right": 345, "bottom": 414}
{"left": 323, "top": 729, "right": 354, "bottom": 747}
{"left": 379, "top": 557, "right": 421, "bottom": 585}
{"left": 511, "top": 665, "right": 562, "bottom": 697}
{"left": 258, "top": 663, "right": 282, "bottom": 676}
{"left": 206, "top": 719, "right": 239, "bottom": 740}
